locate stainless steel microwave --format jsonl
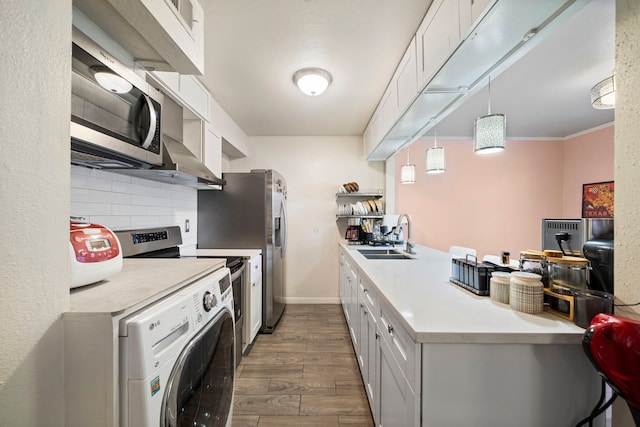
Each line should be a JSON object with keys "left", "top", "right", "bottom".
{"left": 70, "top": 27, "right": 163, "bottom": 169}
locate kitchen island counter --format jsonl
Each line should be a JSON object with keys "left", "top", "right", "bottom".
{"left": 340, "top": 242, "right": 602, "bottom": 427}
{"left": 341, "top": 242, "right": 586, "bottom": 344}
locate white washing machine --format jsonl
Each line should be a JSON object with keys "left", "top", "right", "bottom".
{"left": 119, "top": 266, "right": 235, "bottom": 427}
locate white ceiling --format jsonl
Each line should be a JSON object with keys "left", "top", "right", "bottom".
{"left": 200, "top": 0, "right": 615, "bottom": 140}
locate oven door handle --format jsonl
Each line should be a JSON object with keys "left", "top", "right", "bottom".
{"left": 230, "top": 263, "right": 246, "bottom": 281}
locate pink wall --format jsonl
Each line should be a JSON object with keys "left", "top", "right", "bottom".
{"left": 395, "top": 126, "right": 614, "bottom": 259}
{"left": 562, "top": 126, "right": 615, "bottom": 217}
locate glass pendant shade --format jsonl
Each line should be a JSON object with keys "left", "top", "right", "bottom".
{"left": 591, "top": 75, "right": 615, "bottom": 109}
{"left": 400, "top": 164, "right": 416, "bottom": 184}
{"left": 426, "top": 146, "right": 446, "bottom": 174}
{"left": 474, "top": 114, "right": 506, "bottom": 154}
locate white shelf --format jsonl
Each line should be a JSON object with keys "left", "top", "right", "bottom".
{"left": 336, "top": 190, "right": 383, "bottom": 198}
{"left": 337, "top": 215, "right": 384, "bottom": 219}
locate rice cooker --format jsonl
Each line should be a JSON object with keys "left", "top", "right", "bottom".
{"left": 69, "top": 219, "right": 123, "bottom": 289}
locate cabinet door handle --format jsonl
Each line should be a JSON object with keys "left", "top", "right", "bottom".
{"left": 387, "top": 324, "right": 394, "bottom": 335}
{"left": 363, "top": 288, "right": 368, "bottom": 294}
{"left": 375, "top": 332, "right": 380, "bottom": 340}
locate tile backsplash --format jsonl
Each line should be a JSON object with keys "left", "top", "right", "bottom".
{"left": 71, "top": 165, "right": 198, "bottom": 247}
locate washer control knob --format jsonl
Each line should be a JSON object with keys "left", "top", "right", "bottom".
{"left": 203, "top": 291, "right": 216, "bottom": 312}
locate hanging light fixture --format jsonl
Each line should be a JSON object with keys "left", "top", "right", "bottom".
{"left": 426, "top": 119, "right": 445, "bottom": 174}
{"left": 473, "top": 76, "right": 506, "bottom": 154}
{"left": 293, "top": 68, "right": 332, "bottom": 96}
{"left": 591, "top": 73, "right": 616, "bottom": 109}
{"left": 400, "top": 147, "right": 416, "bottom": 184}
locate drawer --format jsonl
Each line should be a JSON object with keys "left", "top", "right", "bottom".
{"left": 358, "top": 275, "right": 377, "bottom": 317}
{"left": 378, "top": 302, "right": 421, "bottom": 393}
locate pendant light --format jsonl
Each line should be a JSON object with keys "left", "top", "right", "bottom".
{"left": 591, "top": 73, "right": 616, "bottom": 109}
{"left": 426, "top": 119, "right": 445, "bottom": 174}
{"left": 473, "top": 76, "right": 506, "bottom": 154}
{"left": 400, "top": 148, "right": 416, "bottom": 184}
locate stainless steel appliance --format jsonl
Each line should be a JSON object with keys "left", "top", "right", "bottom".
{"left": 541, "top": 218, "right": 614, "bottom": 256}
{"left": 70, "top": 27, "right": 224, "bottom": 188}
{"left": 198, "top": 169, "right": 288, "bottom": 333}
{"left": 71, "top": 27, "right": 163, "bottom": 168}
{"left": 227, "top": 257, "right": 245, "bottom": 367}
{"left": 542, "top": 218, "right": 614, "bottom": 293}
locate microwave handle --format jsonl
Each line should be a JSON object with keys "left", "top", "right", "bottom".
{"left": 139, "top": 94, "right": 157, "bottom": 149}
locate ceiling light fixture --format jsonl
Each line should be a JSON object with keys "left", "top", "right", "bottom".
{"left": 473, "top": 76, "right": 506, "bottom": 155}
{"left": 400, "top": 147, "right": 416, "bottom": 184}
{"left": 90, "top": 66, "right": 133, "bottom": 94}
{"left": 293, "top": 68, "right": 332, "bottom": 96}
{"left": 591, "top": 73, "right": 616, "bottom": 109}
{"left": 426, "top": 119, "right": 445, "bottom": 174}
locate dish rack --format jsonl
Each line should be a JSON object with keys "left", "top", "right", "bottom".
{"left": 450, "top": 254, "right": 495, "bottom": 296}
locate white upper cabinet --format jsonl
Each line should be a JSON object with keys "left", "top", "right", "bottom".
{"left": 380, "top": 86, "right": 398, "bottom": 139}
{"left": 365, "top": 0, "right": 584, "bottom": 161}
{"left": 416, "top": 0, "right": 461, "bottom": 90}
{"left": 363, "top": 108, "right": 382, "bottom": 158}
{"left": 365, "top": 38, "right": 418, "bottom": 159}
{"left": 203, "top": 124, "right": 222, "bottom": 178}
{"left": 74, "top": 0, "right": 205, "bottom": 74}
{"left": 149, "top": 72, "right": 210, "bottom": 122}
{"left": 396, "top": 37, "right": 419, "bottom": 117}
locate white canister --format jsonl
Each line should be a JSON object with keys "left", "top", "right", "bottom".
{"left": 490, "top": 272, "right": 512, "bottom": 304}
{"left": 510, "top": 272, "right": 544, "bottom": 314}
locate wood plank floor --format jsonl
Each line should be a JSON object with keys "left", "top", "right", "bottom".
{"left": 232, "top": 304, "right": 375, "bottom": 427}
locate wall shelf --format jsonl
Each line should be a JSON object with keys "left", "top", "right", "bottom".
{"left": 336, "top": 189, "right": 384, "bottom": 218}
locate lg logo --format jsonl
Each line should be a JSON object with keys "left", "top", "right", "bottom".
{"left": 149, "top": 320, "right": 161, "bottom": 330}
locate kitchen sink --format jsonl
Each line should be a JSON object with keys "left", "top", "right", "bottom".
{"left": 357, "top": 248, "right": 416, "bottom": 260}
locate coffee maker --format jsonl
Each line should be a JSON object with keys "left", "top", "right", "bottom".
{"left": 583, "top": 219, "right": 614, "bottom": 294}
{"left": 541, "top": 218, "right": 614, "bottom": 326}
{"left": 541, "top": 218, "right": 614, "bottom": 293}
{"left": 345, "top": 218, "right": 361, "bottom": 244}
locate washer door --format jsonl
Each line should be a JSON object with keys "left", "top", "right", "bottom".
{"left": 162, "top": 308, "right": 235, "bottom": 427}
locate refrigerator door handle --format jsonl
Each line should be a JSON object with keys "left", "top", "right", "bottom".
{"left": 280, "top": 199, "right": 288, "bottom": 257}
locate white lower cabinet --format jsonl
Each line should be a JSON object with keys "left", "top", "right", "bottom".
{"left": 357, "top": 276, "right": 378, "bottom": 414}
{"left": 343, "top": 259, "right": 359, "bottom": 346}
{"left": 340, "top": 249, "right": 420, "bottom": 427}
{"left": 378, "top": 333, "right": 420, "bottom": 427}
{"left": 247, "top": 253, "right": 262, "bottom": 345}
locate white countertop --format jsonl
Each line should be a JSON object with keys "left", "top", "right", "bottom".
{"left": 182, "top": 248, "right": 262, "bottom": 258}
{"left": 341, "top": 243, "right": 587, "bottom": 345}
{"left": 67, "top": 258, "right": 226, "bottom": 316}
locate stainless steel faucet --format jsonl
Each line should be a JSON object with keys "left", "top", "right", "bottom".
{"left": 396, "top": 213, "right": 416, "bottom": 254}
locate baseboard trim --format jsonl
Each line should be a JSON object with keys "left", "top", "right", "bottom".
{"left": 284, "top": 297, "right": 340, "bottom": 304}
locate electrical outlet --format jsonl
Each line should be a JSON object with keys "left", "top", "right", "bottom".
{"left": 185, "top": 219, "right": 190, "bottom": 232}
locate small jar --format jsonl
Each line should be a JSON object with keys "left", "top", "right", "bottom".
{"left": 548, "top": 256, "right": 590, "bottom": 292}
{"left": 519, "top": 251, "right": 550, "bottom": 287}
{"left": 501, "top": 251, "right": 510, "bottom": 265}
{"left": 510, "top": 272, "right": 544, "bottom": 314}
{"left": 490, "top": 272, "right": 511, "bottom": 304}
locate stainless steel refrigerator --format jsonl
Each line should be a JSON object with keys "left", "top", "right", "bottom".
{"left": 197, "top": 169, "right": 288, "bottom": 333}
